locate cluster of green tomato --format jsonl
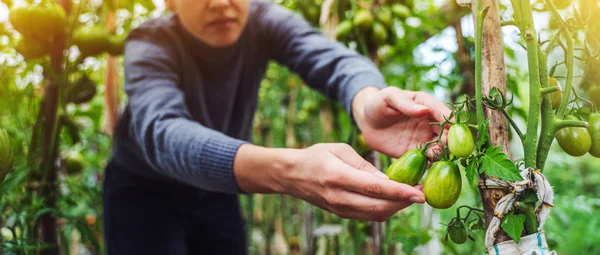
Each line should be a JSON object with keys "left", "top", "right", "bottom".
{"left": 556, "top": 113, "right": 600, "bottom": 158}
{"left": 334, "top": 2, "right": 412, "bottom": 47}
{"left": 8, "top": 2, "right": 125, "bottom": 61}
{"left": 550, "top": 74, "right": 600, "bottom": 158}
{"left": 384, "top": 123, "right": 474, "bottom": 209}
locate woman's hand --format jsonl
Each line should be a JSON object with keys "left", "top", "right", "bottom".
{"left": 352, "top": 86, "right": 452, "bottom": 159}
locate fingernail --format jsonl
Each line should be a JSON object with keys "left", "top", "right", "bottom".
{"left": 410, "top": 196, "right": 425, "bottom": 203}
{"left": 414, "top": 105, "right": 429, "bottom": 111}
{"left": 373, "top": 171, "right": 389, "bottom": 179}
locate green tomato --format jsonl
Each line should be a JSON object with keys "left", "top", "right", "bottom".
{"left": 353, "top": 9, "right": 374, "bottom": 31}
{"left": 385, "top": 149, "right": 428, "bottom": 186}
{"left": 369, "top": 22, "right": 388, "bottom": 46}
{"left": 548, "top": 76, "right": 562, "bottom": 110}
{"left": 15, "top": 36, "right": 50, "bottom": 60}
{"left": 376, "top": 8, "right": 393, "bottom": 28}
{"left": 423, "top": 160, "right": 462, "bottom": 209}
{"left": 448, "top": 222, "right": 468, "bottom": 244}
{"left": 448, "top": 124, "right": 475, "bottom": 157}
{"left": 356, "top": 134, "right": 371, "bottom": 154}
{"left": 73, "top": 26, "right": 112, "bottom": 57}
{"left": 335, "top": 20, "right": 354, "bottom": 40}
{"left": 588, "top": 85, "right": 600, "bottom": 107}
{"left": 64, "top": 151, "right": 85, "bottom": 175}
{"left": 588, "top": 112, "right": 600, "bottom": 157}
{"left": 556, "top": 115, "right": 592, "bottom": 157}
{"left": 391, "top": 4, "right": 411, "bottom": 19}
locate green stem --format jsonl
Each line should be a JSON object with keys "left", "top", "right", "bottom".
{"left": 500, "top": 20, "right": 517, "bottom": 27}
{"left": 544, "top": 27, "right": 563, "bottom": 56}
{"left": 518, "top": 0, "right": 541, "bottom": 169}
{"left": 540, "top": 86, "right": 560, "bottom": 96}
{"left": 554, "top": 119, "right": 588, "bottom": 130}
{"left": 517, "top": 202, "right": 539, "bottom": 234}
{"left": 536, "top": 49, "right": 556, "bottom": 170}
{"left": 500, "top": 109, "right": 524, "bottom": 142}
{"left": 544, "top": 0, "right": 574, "bottom": 119}
{"left": 474, "top": 0, "right": 485, "bottom": 127}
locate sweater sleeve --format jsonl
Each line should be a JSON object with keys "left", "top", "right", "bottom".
{"left": 257, "top": 1, "right": 388, "bottom": 119}
{"left": 122, "top": 36, "right": 247, "bottom": 194}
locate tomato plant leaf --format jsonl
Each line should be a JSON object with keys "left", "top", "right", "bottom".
{"left": 480, "top": 146, "right": 523, "bottom": 181}
{"left": 466, "top": 158, "right": 479, "bottom": 190}
{"left": 477, "top": 119, "right": 490, "bottom": 150}
{"left": 519, "top": 190, "right": 538, "bottom": 204}
{"left": 501, "top": 212, "right": 525, "bottom": 243}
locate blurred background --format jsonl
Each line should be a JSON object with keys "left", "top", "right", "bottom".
{"left": 0, "top": 0, "right": 599, "bottom": 254}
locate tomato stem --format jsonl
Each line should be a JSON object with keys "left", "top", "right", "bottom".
{"left": 500, "top": 109, "right": 524, "bottom": 142}
{"left": 554, "top": 119, "right": 588, "bottom": 130}
{"left": 536, "top": 48, "right": 556, "bottom": 170}
{"left": 544, "top": 0, "right": 574, "bottom": 120}
{"left": 540, "top": 86, "right": 560, "bottom": 97}
{"left": 474, "top": 0, "right": 485, "bottom": 127}
{"left": 514, "top": 0, "right": 541, "bottom": 169}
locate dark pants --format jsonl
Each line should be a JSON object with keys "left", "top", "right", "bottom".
{"left": 102, "top": 161, "right": 247, "bottom": 255}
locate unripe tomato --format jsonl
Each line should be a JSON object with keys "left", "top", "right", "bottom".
{"left": 68, "top": 75, "right": 97, "bottom": 104}
{"left": 107, "top": 33, "right": 127, "bottom": 56}
{"left": 335, "top": 20, "right": 354, "bottom": 40}
{"left": 0, "top": 128, "right": 13, "bottom": 182}
{"left": 73, "top": 26, "right": 112, "bottom": 57}
{"left": 353, "top": 9, "right": 374, "bottom": 31}
{"left": 15, "top": 37, "right": 50, "bottom": 60}
{"left": 64, "top": 151, "right": 85, "bottom": 175}
{"left": 587, "top": 112, "right": 600, "bottom": 157}
{"left": 448, "top": 124, "right": 475, "bottom": 157}
{"left": 356, "top": 134, "right": 371, "bottom": 153}
{"left": 556, "top": 115, "right": 592, "bottom": 157}
{"left": 588, "top": 85, "right": 600, "bottom": 107}
{"left": 423, "top": 160, "right": 462, "bottom": 209}
{"left": 391, "top": 4, "right": 411, "bottom": 19}
{"left": 370, "top": 22, "right": 388, "bottom": 46}
{"left": 548, "top": 76, "right": 562, "bottom": 109}
{"left": 9, "top": 3, "right": 66, "bottom": 41}
{"left": 376, "top": 8, "right": 393, "bottom": 28}
{"left": 448, "top": 222, "right": 468, "bottom": 244}
{"left": 385, "top": 149, "right": 428, "bottom": 186}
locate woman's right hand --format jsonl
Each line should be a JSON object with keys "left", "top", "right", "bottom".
{"left": 279, "top": 143, "right": 425, "bottom": 222}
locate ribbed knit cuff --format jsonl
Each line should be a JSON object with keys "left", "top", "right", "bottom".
{"left": 341, "top": 72, "right": 387, "bottom": 122}
{"left": 193, "top": 136, "right": 248, "bottom": 194}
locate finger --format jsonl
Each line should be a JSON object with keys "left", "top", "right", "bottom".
{"left": 411, "top": 91, "right": 453, "bottom": 124}
{"left": 381, "top": 88, "right": 432, "bottom": 118}
{"left": 329, "top": 160, "right": 425, "bottom": 202}
{"left": 327, "top": 190, "right": 413, "bottom": 222}
{"left": 330, "top": 144, "right": 388, "bottom": 179}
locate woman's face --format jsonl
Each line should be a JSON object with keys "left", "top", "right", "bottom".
{"left": 167, "top": 0, "right": 250, "bottom": 47}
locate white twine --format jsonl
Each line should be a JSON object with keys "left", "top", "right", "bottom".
{"left": 481, "top": 167, "right": 555, "bottom": 253}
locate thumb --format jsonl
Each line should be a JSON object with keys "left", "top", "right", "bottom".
{"left": 382, "top": 90, "right": 431, "bottom": 117}
{"left": 331, "top": 144, "right": 389, "bottom": 179}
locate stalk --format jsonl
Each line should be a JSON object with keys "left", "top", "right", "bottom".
{"left": 518, "top": 0, "right": 541, "bottom": 168}
{"left": 474, "top": 0, "right": 485, "bottom": 126}
{"left": 544, "top": 0, "right": 574, "bottom": 119}
{"left": 536, "top": 49, "right": 557, "bottom": 170}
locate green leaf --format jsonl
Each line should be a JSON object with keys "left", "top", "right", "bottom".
{"left": 520, "top": 190, "right": 538, "bottom": 204}
{"left": 480, "top": 146, "right": 523, "bottom": 181}
{"left": 466, "top": 158, "right": 479, "bottom": 190}
{"left": 501, "top": 213, "right": 526, "bottom": 243}
{"left": 477, "top": 120, "right": 490, "bottom": 150}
